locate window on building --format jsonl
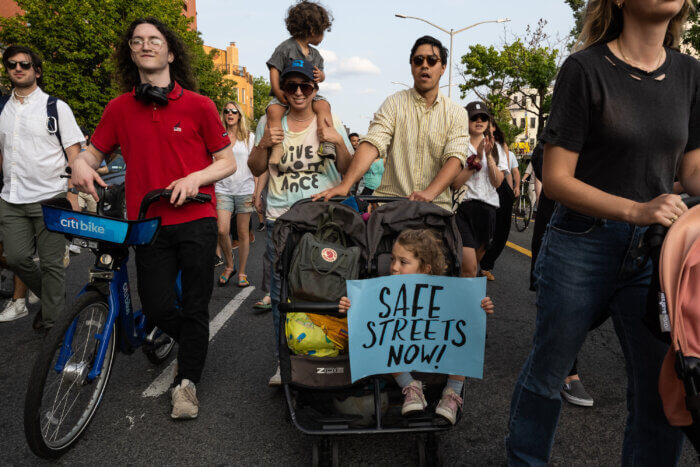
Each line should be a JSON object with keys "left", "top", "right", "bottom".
{"left": 512, "top": 118, "right": 517, "bottom": 127}
{"left": 520, "top": 118, "right": 526, "bottom": 128}
{"left": 530, "top": 138, "right": 535, "bottom": 147}
{"left": 530, "top": 117, "right": 536, "bottom": 128}
{"left": 241, "top": 88, "right": 245, "bottom": 102}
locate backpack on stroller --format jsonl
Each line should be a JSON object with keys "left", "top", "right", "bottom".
{"left": 273, "top": 197, "right": 464, "bottom": 466}
{"left": 644, "top": 197, "right": 700, "bottom": 458}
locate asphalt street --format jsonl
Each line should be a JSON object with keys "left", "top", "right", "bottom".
{"left": 0, "top": 218, "right": 697, "bottom": 465}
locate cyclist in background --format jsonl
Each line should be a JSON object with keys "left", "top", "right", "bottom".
{"left": 70, "top": 17, "right": 235, "bottom": 420}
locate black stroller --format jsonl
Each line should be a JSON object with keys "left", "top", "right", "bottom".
{"left": 274, "top": 197, "right": 464, "bottom": 466}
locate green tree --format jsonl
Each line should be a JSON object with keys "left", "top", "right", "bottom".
{"left": 565, "top": 0, "right": 586, "bottom": 50}
{"left": 0, "top": 0, "right": 236, "bottom": 130}
{"left": 459, "top": 20, "right": 559, "bottom": 143}
{"left": 252, "top": 75, "right": 271, "bottom": 131}
{"left": 684, "top": 0, "right": 700, "bottom": 53}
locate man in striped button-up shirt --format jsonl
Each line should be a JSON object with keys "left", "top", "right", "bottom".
{"left": 315, "top": 36, "right": 468, "bottom": 211}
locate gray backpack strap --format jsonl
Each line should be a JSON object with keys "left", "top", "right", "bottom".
{"left": 47, "top": 96, "right": 68, "bottom": 161}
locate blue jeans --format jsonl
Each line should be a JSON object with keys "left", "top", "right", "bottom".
{"left": 506, "top": 206, "right": 683, "bottom": 466}
{"left": 266, "top": 219, "right": 281, "bottom": 358}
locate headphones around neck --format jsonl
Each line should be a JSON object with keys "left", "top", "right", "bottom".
{"left": 134, "top": 82, "right": 174, "bottom": 106}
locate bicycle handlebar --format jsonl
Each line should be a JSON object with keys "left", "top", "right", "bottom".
{"left": 138, "top": 189, "right": 211, "bottom": 220}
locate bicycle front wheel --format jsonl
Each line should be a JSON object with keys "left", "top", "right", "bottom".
{"left": 513, "top": 195, "right": 532, "bottom": 232}
{"left": 24, "top": 291, "right": 116, "bottom": 459}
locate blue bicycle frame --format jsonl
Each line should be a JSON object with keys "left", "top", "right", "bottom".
{"left": 42, "top": 202, "right": 164, "bottom": 382}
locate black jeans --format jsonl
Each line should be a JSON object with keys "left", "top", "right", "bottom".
{"left": 480, "top": 180, "right": 515, "bottom": 271}
{"left": 136, "top": 217, "right": 217, "bottom": 384}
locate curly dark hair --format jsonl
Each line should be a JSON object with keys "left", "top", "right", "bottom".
{"left": 285, "top": 1, "right": 333, "bottom": 38}
{"left": 3, "top": 45, "right": 44, "bottom": 88}
{"left": 395, "top": 229, "right": 447, "bottom": 276}
{"left": 114, "top": 17, "right": 196, "bottom": 93}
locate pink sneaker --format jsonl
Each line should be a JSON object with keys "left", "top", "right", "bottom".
{"left": 435, "top": 387, "right": 463, "bottom": 425}
{"left": 401, "top": 380, "right": 427, "bottom": 415}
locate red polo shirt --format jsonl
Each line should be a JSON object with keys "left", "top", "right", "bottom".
{"left": 91, "top": 82, "right": 230, "bottom": 225}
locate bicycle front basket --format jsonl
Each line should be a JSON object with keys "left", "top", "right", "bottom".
{"left": 41, "top": 202, "right": 160, "bottom": 246}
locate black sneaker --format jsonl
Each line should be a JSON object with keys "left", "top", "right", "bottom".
{"left": 214, "top": 256, "right": 224, "bottom": 267}
{"left": 256, "top": 222, "right": 266, "bottom": 232}
{"left": 561, "top": 379, "right": 594, "bottom": 407}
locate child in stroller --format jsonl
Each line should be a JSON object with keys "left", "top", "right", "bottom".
{"left": 339, "top": 228, "right": 494, "bottom": 424}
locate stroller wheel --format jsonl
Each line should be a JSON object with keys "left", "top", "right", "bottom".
{"left": 311, "top": 437, "right": 339, "bottom": 467}
{"left": 416, "top": 434, "right": 443, "bottom": 467}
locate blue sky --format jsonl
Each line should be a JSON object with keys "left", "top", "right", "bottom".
{"left": 198, "top": 1, "right": 575, "bottom": 133}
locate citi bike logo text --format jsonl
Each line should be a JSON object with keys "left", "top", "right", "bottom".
{"left": 60, "top": 217, "right": 105, "bottom": 234}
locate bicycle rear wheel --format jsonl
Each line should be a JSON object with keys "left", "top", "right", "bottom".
{"left": 24, "top": 291, "right": 115, "bottom": 459}
{"left": 513, "top": 195, "right": 532, "bottom": 232}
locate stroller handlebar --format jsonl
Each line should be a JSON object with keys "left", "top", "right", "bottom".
{"left": 278, "top": 301, "right": 345, "bottom": 317}
{"left": 644, "top": 196, "right": 700, "bottom": 248}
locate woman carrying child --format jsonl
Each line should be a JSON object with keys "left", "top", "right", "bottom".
{"left": 339, "top": 229, "right": 494, "bottom": 424}
{"left": 248, "top": 59, "right": 354, "bottom": 386}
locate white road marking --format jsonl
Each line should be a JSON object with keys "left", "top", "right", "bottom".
{"left": 142, "top": 286, "right": 256, "bottom": 397}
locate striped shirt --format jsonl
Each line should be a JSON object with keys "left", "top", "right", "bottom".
{"left": 361, "top": 88, "right": 468, "bottom": 211}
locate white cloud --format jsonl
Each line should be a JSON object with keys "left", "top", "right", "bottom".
{"left": 318, "top": 49, "right": 338, "bottom": 63}
{"left": 336, "top": 56, "right": 381, "bottom": 75}
{"left": 319, "top": 82, "right": 343, "bottom": 92}
{"left": 358, "top": 88, "right": 376, "bottom": 95}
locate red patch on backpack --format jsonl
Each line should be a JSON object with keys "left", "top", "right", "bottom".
{"left": 321, "top": 248, "right": 337, "bottom": 263}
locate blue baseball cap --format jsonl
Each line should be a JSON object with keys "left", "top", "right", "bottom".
{"left": 280, "top": 59, "right": 315, "bottom": 82}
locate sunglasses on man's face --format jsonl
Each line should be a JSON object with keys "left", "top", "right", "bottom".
{"left": 411, "top": 54, "right": 440, "bottom": 67}
{"left": 470, "top": 114, "right": 489, "bottom": 123}
{"left": 6, "top": 60, "right": 32, "bottom": 71}
{"left": 282, "top": 81, "right": 315, "bottom": 96}
{"left": 223, "top": 108, "right": 239, "bottom": 115}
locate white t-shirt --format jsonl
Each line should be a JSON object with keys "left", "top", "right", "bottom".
{"left": 463, "top": 142, "right": 509, "bottom": 208}
{"left": 255, "top": 113, "right": 352, "bottom": 220}
{"left": 215, "top": 133, "right": 255, "bottom": 196}
{"left": 0, "top": 88, "right": 84, "bottom": 203}
{"left": 509, "top": 150, "right": 519, "bottom": 171}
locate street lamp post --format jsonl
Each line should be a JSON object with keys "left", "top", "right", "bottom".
{"left": 395, "top": 14, "right": 510, "bottom": 98}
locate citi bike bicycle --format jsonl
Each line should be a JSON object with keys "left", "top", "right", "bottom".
{"left": 513, "top": 176, "right": 533, "bottom": 232}
{"left": 23, "top": 186, "right": 210, "bottom": 459}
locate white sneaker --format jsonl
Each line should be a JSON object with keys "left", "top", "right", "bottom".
{"left": 171, "top": 379, "right": 199, "bottom": 419}
{"left": 0, "top": 298, "right": 29, "bottom": 322}
{"left": 268, "top": 366, "right": 281, "bottom": 386}
{"left": 27, "top": 291, "right": 39, "bottom": 305}
{"left": 69, "top": 244, "right": 82, "bottom": 255}
{"left": 63, "top": 246, "right": 70, "bottom": 269}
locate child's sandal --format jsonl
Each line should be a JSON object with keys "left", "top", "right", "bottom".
{"left": 237, "top": 274, "right": 250, "bottom": 287}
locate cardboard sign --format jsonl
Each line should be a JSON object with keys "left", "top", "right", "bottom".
{"left": 347, "top": 274, "right": 487, "bottom": 382}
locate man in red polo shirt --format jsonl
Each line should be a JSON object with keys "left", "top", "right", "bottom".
{"left": 71, "top": 18, "right": 236, "bottom": 420}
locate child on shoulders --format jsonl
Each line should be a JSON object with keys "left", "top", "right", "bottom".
{"left": 266, "top": 1, "right": 336, "bottom": 166}
{"left": 339, "top": 229, "right": 494, "bottom": 425}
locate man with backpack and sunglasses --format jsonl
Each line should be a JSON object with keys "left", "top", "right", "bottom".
{"left": 0, "top": 46, "right": 83, "bottom": 329}
{"left": 314, "top": 35, "right": 468, "bottom": 211}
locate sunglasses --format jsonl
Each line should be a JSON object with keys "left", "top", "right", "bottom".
{"left": 223, "top": 108, "right": 239, "bottom": 115}
{"left": 470, "top": 114, "right": 489, "bottom": 123}
{"left": 6, "top": 60, "right": 32, "bottom": 70}
{"left": 282, "top": 81, "right": 315, "bottom": 96}
{"left": 411, "top": 54, "right": 440, "bottom": 67}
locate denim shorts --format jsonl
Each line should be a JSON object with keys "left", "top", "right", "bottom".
{"left": 216, "top": 193, "right": 254, "bottom": 214}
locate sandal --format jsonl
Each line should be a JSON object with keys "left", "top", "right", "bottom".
{"left": 218, "top": 268, "right": 235, "bottom": 287}
{"left": 253, "top": 294, "right": 271, "bottom": 310}
{"left": 237, "top": 274, "right": 250, "bottom": 287}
